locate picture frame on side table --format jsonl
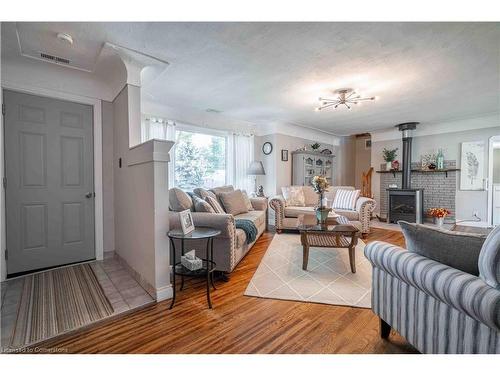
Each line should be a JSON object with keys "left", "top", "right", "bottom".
{"left": 179, "top": 209, "right": 195, "bottom": 234}
{"left": 281, "top": 149, "right": 288, "bottom": 161}
{"left": 460, "top": 141, "right": 485, "bottom": 191}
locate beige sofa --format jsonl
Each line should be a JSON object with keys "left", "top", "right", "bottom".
{"left": 269, "top": 185, "right": 376, "bottom": 237}
{"left": 168, "top": 186, "right": 267, "bottom": 275}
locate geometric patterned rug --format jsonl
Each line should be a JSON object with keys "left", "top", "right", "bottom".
{"left": 244, "top": 234, "right": 372, "bottom": 308}
{"left": 8, "top": 263, "right": 114, "bottom": 349}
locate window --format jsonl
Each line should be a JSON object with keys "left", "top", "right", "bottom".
{"left": 173, "top": 130, "right": 227, "bottom": 190}
{"left": 141, "top": 116, "right": 253, "bottom": 192}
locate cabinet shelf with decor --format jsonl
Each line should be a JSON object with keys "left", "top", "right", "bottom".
{"left": 292, "top": 150, "right": 335, "bottom": 186}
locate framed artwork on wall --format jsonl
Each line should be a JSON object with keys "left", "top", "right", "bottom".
{"left": 281, "top": 149, "right": 288, "bottom": 161}
{"left": 460, "top": 141, "right": 485, "bottom": 191}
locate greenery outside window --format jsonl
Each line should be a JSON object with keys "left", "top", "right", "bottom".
{"left": 173, "top": 130, "right": 227, "bottom": 190}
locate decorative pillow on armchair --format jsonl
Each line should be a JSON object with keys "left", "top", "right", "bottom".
{"left": 281, "top": 186, "right": 306, "bottom": 207}
{"left": 399, "top": 221, "right": 486, "bottom": 276}
{"left": 332, "top": 189, "right": 360, "bottom": 210}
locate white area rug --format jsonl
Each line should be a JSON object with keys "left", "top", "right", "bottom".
{"left": 244, "top": 234, "right": 372, "bottom": 308}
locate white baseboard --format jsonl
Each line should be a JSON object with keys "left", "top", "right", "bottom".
{"left": 155, "top": 285, "right": 173, "bottom": 302}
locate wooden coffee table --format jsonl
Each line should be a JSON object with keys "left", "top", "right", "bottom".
{"left": 297, "top": 214, "right": 359, "bottom": 273}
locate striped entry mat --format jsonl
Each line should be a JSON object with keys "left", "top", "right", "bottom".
{"left": 10, "top": 263, "right": 114, "bottom": 348}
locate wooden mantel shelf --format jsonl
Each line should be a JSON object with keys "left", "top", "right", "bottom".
{"left": 376, "top": 168, "right": 460, "bottom": 178}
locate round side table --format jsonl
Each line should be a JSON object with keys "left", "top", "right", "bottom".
{"left": 167, "top": 227, "right": 221, "bottom": 309}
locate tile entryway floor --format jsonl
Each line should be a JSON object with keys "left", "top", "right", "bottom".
{"left": 1, "top": 254, "right": 154, "bottom": 351}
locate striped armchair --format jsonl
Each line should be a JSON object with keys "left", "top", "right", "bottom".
{"left": 364, "top": 228, "right": 500, "bottom": 354}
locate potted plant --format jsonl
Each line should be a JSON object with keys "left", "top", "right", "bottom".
{"left": 382, "top": 148, "right": 398, "bottom": 170}
{"left": 312, "top": 175, "right": 330, "bottom": 225}
{"left": 311, "top": 142, "right": 321, "bottom": 151}
{"left": 428, "top": 207, "right": 451, "bottom": 227}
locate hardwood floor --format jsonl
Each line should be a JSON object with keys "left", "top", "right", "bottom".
{"left": 43, "top": 227, "right": 418, "bottom": 354}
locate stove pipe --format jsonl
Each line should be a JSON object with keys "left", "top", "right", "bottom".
{"left": 395, "top": 122, "right": 419, "bottom": 189}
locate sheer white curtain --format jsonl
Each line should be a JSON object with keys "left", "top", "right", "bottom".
{"left": 230, "top": 133, "right": 254, "bottom": 194}
{"left": 141, "top": 117, "right": 176, "bottom": 142}
{"left": 141, "top": 116, "right": 176, "bottom": 187}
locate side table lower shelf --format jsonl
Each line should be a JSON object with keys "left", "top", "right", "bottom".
{"left": 167, "top": 228, "right": 221, "bottom": 309}
{"left": 172, "top": 260, "right": 217, "bottom": 308}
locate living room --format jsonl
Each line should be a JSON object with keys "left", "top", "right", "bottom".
{"left": 1, "top": 1, "right": 500, "bottom": 371}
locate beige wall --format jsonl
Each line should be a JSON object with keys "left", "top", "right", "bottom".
{"left": 102, "top": 101, "right": 115, "bottom": 253}
{"left": 354, "top": 135, "right": 371, "bottom": 190}
{"left": 254, "top": 134, "right": 336, "bottom": 196}
{"left": 0, "top": 87, "right": 5, "bottom": 280}
{"left": 254, "top": 134, "right": 277, "bottom": 196}
{"left": 113, "top": 85, "right": 154, "bottom": 292}
{"left": 337, "top": 135, "right": 356, "bottom": 187}
{"left": 493, "top": 148, "right": 500, "bottom": 184}
{"left": 112, "top": 84, "right": 173, "bottom": 300}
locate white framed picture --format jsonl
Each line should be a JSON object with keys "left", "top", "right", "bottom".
{"left": 460, "top": 141, "right": 485, "bottom": 191}
{"left": 179, "top": 209, "right": 195, "bottom": 234}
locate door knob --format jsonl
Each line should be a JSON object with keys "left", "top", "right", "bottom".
{"left": 85, "top": 192, "right": 94, "bottom": 198}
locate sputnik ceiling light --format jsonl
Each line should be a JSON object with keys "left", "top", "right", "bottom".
{"left": 315, "top": 88, "right": 377, "bottom": 111}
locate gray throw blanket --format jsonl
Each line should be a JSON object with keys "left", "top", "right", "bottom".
{"left": 235, "top": 219, "right": 258, "bottom": 244}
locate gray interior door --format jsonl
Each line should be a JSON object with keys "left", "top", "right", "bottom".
{"left": 4, "top": 90, "right": 95, "bottom": 275}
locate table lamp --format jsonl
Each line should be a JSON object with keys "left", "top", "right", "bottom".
{"left": 247, "top": 161, "right": 266, "bottom": 196}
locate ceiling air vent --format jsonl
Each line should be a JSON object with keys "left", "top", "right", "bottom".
{"left": 40, "top": 52, "right": 70, "bottom": 65}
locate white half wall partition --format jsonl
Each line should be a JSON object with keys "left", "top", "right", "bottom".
{"left": 113, "top": 84, "right": 174, "bottom": 301}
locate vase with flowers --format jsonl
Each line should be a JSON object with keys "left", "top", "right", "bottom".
{"left": 312, "top": 175, "right": 331, "bottom": 225}
{"left": 428, "top": 207, "right": 451, "bottom": 227}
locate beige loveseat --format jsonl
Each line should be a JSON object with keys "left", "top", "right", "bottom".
{"left": 269, "top": 185, "right": 376, "bottom": 237}
{"left": 168, "top": 186, "right": 267, "bottom": 275}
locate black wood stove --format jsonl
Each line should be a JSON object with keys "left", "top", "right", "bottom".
{"left": 387, "top": 122, "right": 424, "bottom": 224}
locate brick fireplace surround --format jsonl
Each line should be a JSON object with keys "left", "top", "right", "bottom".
{"left": 379, "top": 160, "right": 457, "bottom": 221}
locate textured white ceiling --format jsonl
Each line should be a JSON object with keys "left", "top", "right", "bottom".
{"left": 2, "top": 22, "right": 499, "bottom": 135}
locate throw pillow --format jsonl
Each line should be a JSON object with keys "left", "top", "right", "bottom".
{"left": 210, "top": 185, "right": 235, "bottom": 206}
{"left": 302, "top": 186, "right": 320, "bottom": 206}
{"left": 281, "top": 186, "right": 306, "bottom": 207}
{"left": 192, "top": 195, "right": 215, "bottom": 213}
{"left": 193, "top": 187, "right": 216, "bottom": 200}
{"left": 218, "top": 190, "right": 249, "bottom": 216}
{"left": 210, "top": 185, "right": 235, "bottom": 196}
{"left": 169, "top": 188, "right": 193, "bottom": 212}
{"left": 478, "top": 224, "right": 500, "bottom": 289}
{"left": 399, "top": 221, "right": 487, "bottom": 276}
{"left": 332, "top": 189, "right": 360, "bottom": 210}
{"left": 241, "top": 190, "right": 254, "bottom": 211}
{"left": 205, "top": 196, "right": 225, "bottom": 214}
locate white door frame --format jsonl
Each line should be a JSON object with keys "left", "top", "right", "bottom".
{"left": 1, "top": 83, "right": 104, "bottom": 281}
{"left": 487, "top": 135, "right": 500, "bottom": 226}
